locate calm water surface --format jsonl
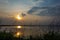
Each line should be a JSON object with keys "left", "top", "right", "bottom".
{"left": 0, "top": 26, "right": 60, "bottom": 36}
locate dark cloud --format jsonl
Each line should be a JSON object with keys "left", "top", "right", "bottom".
{"left": 28, "top": 0, "right": 60, "bottom": 16}
{"left": 21, "top": 13, "right": 26, "bottom": 17}
{"left": 28, "top": 6, "right": 60, "bottom": 16}
{"left": 28, "top": 7, "right": 49, "bottom": 14}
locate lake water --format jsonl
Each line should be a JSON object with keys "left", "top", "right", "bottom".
{"left": 0, "top": 26, "right": 60, "bottom": 37}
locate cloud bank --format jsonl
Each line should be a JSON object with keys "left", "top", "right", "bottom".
{"left": 28, "top": 0, "right": 60, "bottom": 16}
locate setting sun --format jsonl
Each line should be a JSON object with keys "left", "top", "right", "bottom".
{"left": 16, "top": 15, "right": 22, "bottom": 20}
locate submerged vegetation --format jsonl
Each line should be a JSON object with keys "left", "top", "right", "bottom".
{"left": 0, "top": 31, "right": 60, "bottom": 40}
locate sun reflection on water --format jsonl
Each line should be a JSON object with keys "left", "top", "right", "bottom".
{"left": 16, "top": 26, "right": 22, "bottom": 29}
{"left": 14, "top": 32, "right": 23, "bottom": 37}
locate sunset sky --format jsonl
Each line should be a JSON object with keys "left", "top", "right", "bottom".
{"left": 0, "top": 0, "right": 60, "bottom": 25}
{"left": 0, "top": 0, "right": 35, "bottom": 17}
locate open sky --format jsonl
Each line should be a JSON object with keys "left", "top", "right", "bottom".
{"left": 0, "top": 0, "right": 35, "bottom": 17}
{"left": 0, "top": 0, "right": 60, "bottom": 16}
{"left": 0, "top": 0, "right": 60, "bottom": 25}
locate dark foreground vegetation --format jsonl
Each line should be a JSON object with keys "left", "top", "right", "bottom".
{"left": 0, "top": 31, "right": 60, "bottom": 40}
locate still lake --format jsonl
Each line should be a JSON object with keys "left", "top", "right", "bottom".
{"left": 0, "top": 26, "right": 60, "bottom": 37}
